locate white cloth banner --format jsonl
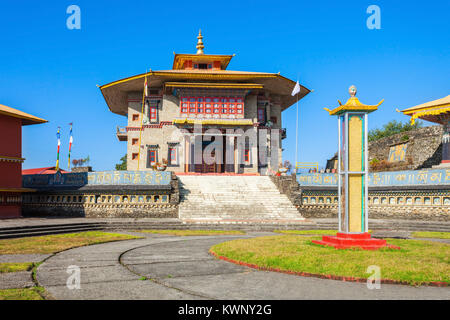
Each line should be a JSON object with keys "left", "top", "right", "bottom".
{"left": 291, "top": 81, "right": 300, "bottom": 96}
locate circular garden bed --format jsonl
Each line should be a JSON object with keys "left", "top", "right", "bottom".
{"left": 210, "top": 235, "right": 449, "bottom": 286}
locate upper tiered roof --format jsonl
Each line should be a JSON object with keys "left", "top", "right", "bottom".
{"left": 99, "top": 31, "right": 310, "bottom": 115}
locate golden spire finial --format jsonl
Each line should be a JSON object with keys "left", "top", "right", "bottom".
{"left": 196, "top": 29, "right": 204, "bottom": 54}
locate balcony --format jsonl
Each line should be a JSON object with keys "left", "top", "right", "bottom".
{"left": 116, "top": 126, "right": 127, "bottom": 141}
{"left": 281, "top": 128, "right": 287, "bottom": 139}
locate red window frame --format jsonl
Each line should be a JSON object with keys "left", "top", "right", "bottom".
{"left": 148, "top": 150, "right": 157, "bottom": 164}
{"left": 270, "top": 116, "right": 277, "bottom": 124}
{"left": 244, "top": 149, "right": 250, "bottom": 163}
{"left": 257, "top": 108, "right": 266, "bottom": 123}
{"left": 180, "top": 96, "right": 244, "bottom": 116}
{"left": 169, "top": 147, "right": 177, "bottom": 165}
{"left": 149, "top": 106, "right": 157, "bottom": 121}
{"left": 148, "top": 99, "right": 158, "bottom": 122}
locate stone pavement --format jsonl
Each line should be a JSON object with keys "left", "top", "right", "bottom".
{"left": 1, "top": 217, "right": 449, "bottom": 231}
{"left": 0, "top": 254, "right": 52, "bottom": 290}
{"left": 34, "top": 232, "right": 449, "bottom": 300}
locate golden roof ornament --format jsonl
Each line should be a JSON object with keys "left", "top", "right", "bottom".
{"left": 349, "top": 85, "right": 357, "bottom": 97}
{"left": 324, "top": 85, "right": 384, "bottom": 115}
{"left": 196, "top": 29, "right": 204, "bottom": 55}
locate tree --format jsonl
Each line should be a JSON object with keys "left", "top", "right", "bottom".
{"left": 368, "top": 120, "right": 423, "bottom": 142}
{"left": 115, "top": 154, "right": 127, "bottom": 170}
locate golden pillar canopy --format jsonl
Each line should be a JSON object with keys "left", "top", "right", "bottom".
{"left": 313, "top": 86, "right": 397, "bottom": 249}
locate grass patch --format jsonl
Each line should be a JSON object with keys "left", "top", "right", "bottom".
{"left": 0, "top": 288, "right": 44, "bottom": 300}
{"left": 137, "top": 229, "right": 245, "bottom": 236}
{"left": 0, "top": 262, "right": 35, "bottom": 273}
{"left": 274, "top": 230, "right": 372, "bottom": 236}
{"left": 211, "top": 235, "right": 450, "bottom": 286}
{"left": 0, "top": 231, "right": 141, "bottom": 255}
{"left": 412, "top": 232, "right": 450, "bottom": 240}
{"left": 274, "top": 230, "right": 338, "bottom": 236}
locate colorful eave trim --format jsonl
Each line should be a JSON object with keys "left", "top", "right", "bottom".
{"left": 164, "top": 82, "right": 263, "bottom": 89}
{"left": 0, "top": 156, "right": 25, "bottom": 163}
{"left": 173, "top": 118, "right": 254, "bottom": 126}
{"left": 324, "top": 97, "right": 384, "bottom": 116}
{"left": 403, "top": 104, "right": 450, "bottom": 125}
{"left": 99, "top": 71, "right": 282, "bottom": 90}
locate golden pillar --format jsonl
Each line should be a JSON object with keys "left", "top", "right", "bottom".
{"left": 325, "top": 85, "right": 384, "bottom": 233}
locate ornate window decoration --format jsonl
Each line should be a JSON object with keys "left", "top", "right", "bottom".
{"left": 257, "top": 107, "right": 266, "bottom": 123}
{"left": 147, "top": 149, "right": 158, "bottom": 167}
{"left": 147, "top": 99, "right": 160, "bottom": 123}
{"left": 180, "top": 96, "right": 244, "bottom": 118}
{"left": 168, "top": 143, "right": 179, "bottom": 166}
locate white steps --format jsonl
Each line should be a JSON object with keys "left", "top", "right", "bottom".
{"left": 178, "top": 176, "right": 304, "bottom": 223}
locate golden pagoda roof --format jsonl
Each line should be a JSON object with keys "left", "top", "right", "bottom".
{"left": 172, "top": 30, "right": 234, "bottom": 70}
{"left": 99, "top": 69, "right": 310, "bottom": 115}
{"left": 172, "top": 54, "right": 234, "bottom": 70}
{"left": 324, "top": 85, "right": 384, "bottom": 116}
{"left": 400, "top": 95, "right": 450, "bottom": 125}
{"left": 0, "top": 104, "right": 47, "bottom": 125}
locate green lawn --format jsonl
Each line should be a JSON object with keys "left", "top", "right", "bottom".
{"left": 0, "top": 231, "right": 141, "bottom": 255}
{"left": 412, "top": 232, "right": 450, "bottom": 240}
{"left": 274, "top": 230, "right": 373, "bottom": 236}
{"left": 211, "top": 235, "right": 450, "bottom": 286}
{"left": 0, "top": 262, "right": 35, "bottom": 273}
{"left": 137, "top": 229, "right": 245, "bottom": 236}
{"left": 274, "top": 230, "right": 338, "bottom": 236}
{"left": 0, "top": 288, "right": 44, "bottom": 300}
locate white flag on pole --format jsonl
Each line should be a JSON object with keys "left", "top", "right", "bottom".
{"left": 144, "top": 76, "right": 148, "bottom": 96}
{"left": 291, "top": 80, "right": 300, "bottom": 96}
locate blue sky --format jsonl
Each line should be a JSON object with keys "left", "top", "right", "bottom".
{"left": 1, "top": 0, "right": 448, "bottom": 171}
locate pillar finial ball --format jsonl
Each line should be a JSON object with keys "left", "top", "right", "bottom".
{"left": 349, "top": 85, "right": 357, "bottom": 97}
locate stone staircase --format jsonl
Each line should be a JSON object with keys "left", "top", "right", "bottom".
{"left": 177, "top": 176, "right": 305, "bottom": 223}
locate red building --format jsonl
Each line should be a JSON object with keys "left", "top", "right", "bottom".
{"left": 0, "top": 104, "right": 47, "bottom": 218}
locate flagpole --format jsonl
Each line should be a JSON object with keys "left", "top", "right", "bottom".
{"left": 295, "top": 93, "right": 299, "bottom": 171}
{"left": 136, "top": 71, "right": 147, "bottom": 171}
{"left": 68, "top": 123, "right": 73, "bottom": 170}
{"left": 56, "top": 127, "right": 61, "bottom": 171}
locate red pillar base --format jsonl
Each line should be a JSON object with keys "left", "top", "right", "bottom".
{"left": 311, "top": 232, "right": 400, "bottom": 250}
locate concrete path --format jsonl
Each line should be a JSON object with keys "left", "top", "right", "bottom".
{"left": 2, "top": 217, "right": 449, "bottom": 230}
{"left": 35, "top": 232, "right": 449, "bottom": 300}
{"left": 0, "top": 254, "right": 51, "bottom": 289}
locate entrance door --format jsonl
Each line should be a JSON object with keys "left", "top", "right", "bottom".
{"left": 193, "top": 139, "right": 223, "bottom": 173}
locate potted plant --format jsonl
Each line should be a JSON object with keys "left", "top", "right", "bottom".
{"left": 278, "top": 160, "right": 292, "bottom": 176}
{"left": 155, "top": 158, "right": 168, "bottom": 171}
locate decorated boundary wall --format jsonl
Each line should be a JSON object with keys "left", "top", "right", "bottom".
{"left": 21, "top": 171, "right": 179, "bottom": 218}
{"left": 297, "top": 168, "right": 450, "bottom": 187}
{"left": 295, "top": 169, "right": 449, "bottom": 221}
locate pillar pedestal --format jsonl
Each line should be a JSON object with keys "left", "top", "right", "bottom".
{"left": 312, "top": 233, "right": 400, "bottom": 250}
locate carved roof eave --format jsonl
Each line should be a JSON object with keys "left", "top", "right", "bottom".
{"left": 100, "top": 71, "right": 310, "bottom": 116}
{"left": 324, "top": 97, "right": 384, "bottom": 116}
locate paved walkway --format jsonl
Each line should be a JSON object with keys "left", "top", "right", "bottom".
{"left": 1, "top": 217, "right": 449, "bottom": 231}
{"left": 0, "top": 254, "right": 51, "bottom": 290}
{"left": 34, "top": 232, "right": 449, "bottom": 300}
